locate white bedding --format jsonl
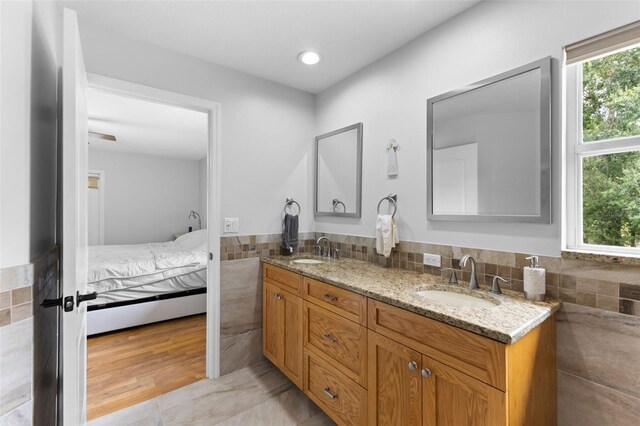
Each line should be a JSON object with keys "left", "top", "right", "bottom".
{"left": 88, "top": 238, "right": 207, "bottom": 293}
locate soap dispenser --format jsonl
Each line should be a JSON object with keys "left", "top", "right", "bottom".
{"left": 524, "top": 256, "right": 546, "bottom": 301}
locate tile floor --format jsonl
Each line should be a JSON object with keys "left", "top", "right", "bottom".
{"left": 88, "top": 361, "right": 335, "bottom": 425}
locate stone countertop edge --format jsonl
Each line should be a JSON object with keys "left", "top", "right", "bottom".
{"left": 261, "top": 256, "right": 561, "bottom": 345}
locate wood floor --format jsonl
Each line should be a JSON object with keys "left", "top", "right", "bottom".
{"left": 87, "top": 314, "right": 206, "bottom": 420}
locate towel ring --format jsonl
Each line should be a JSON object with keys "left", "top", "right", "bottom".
{"left": 332, "top": 199, "right": 346, "bottom": 213}
{"left": 284, "top": 198, "right": 301, "bottom": 216}
{"left": 377, "top": 194, "right": 397, "bottom": 218}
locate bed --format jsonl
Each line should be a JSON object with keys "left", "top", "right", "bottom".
{"left": 87, "top": 229, "right": 208, "bottom": 335}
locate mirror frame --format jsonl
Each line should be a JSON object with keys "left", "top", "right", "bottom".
{"left": 315, "top": 122, "right": 363, "bottom": 218}
{"left": 427, "top": 57, "right": 551, "bottom": 223}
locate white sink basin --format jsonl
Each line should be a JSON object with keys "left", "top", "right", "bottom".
{"left": 292, "top": 259, "right": 325, "bottom": 265}
{"left": 416, "top": 290, "right": 498, "bottom": 309}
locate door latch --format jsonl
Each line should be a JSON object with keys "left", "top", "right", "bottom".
{"left": 76, "top": 291, "right": 98, "bottom": 307}
{"left": 41, "top": 295, "right": 75, "bottom": 312}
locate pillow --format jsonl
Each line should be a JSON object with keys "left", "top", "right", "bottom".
{"left": 175, "top": 229, "right": 207, "bottom": 250}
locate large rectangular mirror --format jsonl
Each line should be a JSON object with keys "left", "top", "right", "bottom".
{"left": 427, "top": 57, "right": 551, "bottom": 223}
{"left": 315, "top": 123, "right": 363, "bottom": 218}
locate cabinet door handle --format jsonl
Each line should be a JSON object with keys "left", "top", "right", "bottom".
{"left": 408, "top": 361, "right": 418, "bottom": 371}
{"left": 274, "top": 294, "right": 284, "bottom": 301}
{"left": 421, "top": 368, "right": 432, "bottom": 378}
{"left": 322, "top": 293, "right": 338, "bottom": 303}
{"left": 322, "top": 333, "right": 338, "bottom": 344}
{"left": 323, "top": 387, "right": 338, "bottom": 400}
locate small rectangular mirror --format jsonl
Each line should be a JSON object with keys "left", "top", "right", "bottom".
{"left": 315, "top": 123, "right": 363, "bottom": 218}
{"left": 427, "top": 57, "right": 551, "bottom": 223}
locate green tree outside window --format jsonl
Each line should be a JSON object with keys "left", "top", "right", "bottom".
{"left": 582, "top": 46, "right": 640, "bottom": 247}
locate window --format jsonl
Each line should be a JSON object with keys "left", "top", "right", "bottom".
{"left": 565, "top": 22, "right": 640, "bottom": 255}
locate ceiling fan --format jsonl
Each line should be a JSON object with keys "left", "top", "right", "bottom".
{"left": 88, "top": 131, "right": 117, "bottom": 142}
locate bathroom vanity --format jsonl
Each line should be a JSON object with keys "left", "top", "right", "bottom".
{"left": 261, "top": 256, "right": 559, "bottom": 426}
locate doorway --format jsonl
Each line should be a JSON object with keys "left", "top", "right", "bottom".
{"left": 83, "top": 74, "right": 221, "bottom": 420}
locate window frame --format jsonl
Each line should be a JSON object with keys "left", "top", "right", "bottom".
{"left": 564, "top": 54, "right": 640, "bottom": 256}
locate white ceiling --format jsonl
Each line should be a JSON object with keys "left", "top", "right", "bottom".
{"left": 88, "top": 89, "right": 208, "bottom": 160}
{"left": 61, "top": 0, "right": 480, "bottom": 94}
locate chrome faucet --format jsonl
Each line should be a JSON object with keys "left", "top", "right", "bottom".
{"left": 316, "top": 236, "right": 331, "bottom": 258}
{"left": 459, "top": 255, "right": 480, "bottom": 290}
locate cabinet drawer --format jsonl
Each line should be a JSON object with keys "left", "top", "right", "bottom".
{"left": 304, "top": 350, "right": 367, "bottom": 426}
{"left": 304, "top": 302, "right": 367, "bottom": 387}
{"left": 263, "top": 263, "right": 302, "bottom": 296}
{"left": 368, "top": 299, "right": 506, "bottom": 390}
{"left": 304, "top": 277, "right": 367, "bottom": 325}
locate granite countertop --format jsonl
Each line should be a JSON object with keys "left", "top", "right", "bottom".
{"left": 261, "top": 255, "right": 561, "bottom": 344}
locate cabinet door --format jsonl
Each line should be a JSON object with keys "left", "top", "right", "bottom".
{"left": 368, "top": 331, "right": 422, "bottom": 426}
{"left": 281, "top": 290, "right": 304, "bottom": 388}
{"left": 422, "top": 356, "right": 506, "bottom": 426}
{"left": 263, "top": 282, "right": 283, "bottom": 365}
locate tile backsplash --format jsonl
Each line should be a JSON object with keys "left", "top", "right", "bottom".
{"left": 222, "top": 232, "right": 640, "bottom": 317}
{"left": 220, "top": 232, "right": 317, "bottom": 260}
{"left": 0, "top": 263, "right": 34, "bottom": 328}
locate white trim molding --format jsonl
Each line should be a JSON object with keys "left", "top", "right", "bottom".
{"left": 564, "top": 62, "right": 640, "bottom": 257}
{"left": 87, "top": 73, "right": 222, "bottom": 379}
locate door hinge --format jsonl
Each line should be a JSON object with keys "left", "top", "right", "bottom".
{"left": 209, "top": 252, "right": 213, "bottom": 261}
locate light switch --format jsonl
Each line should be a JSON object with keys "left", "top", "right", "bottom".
{"left": 224, "top": 218, "right": 239, "bottom": 233}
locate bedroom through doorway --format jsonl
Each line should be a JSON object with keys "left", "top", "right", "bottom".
{"left": 83, "top": 82, "right": 215, "bottom": 420}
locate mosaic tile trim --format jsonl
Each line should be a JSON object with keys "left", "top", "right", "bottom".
{"left": 221, "top": 231, "right": 640, "bottom": 317}
{"left": 0, "top": 246, "right": 58, "bottom": 328}
{"left": 320, "top": 232, "right": 640, "bottom": 317}
{"left": 220, "top": 232, "right": 317, "bottom": 261}
{"left": 0, "top": 264, "right": 33, "bottom": 328}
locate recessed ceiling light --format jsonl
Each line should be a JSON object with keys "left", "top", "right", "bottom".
{"left": 297, "top": 51, "right": 322, "bottom": 65}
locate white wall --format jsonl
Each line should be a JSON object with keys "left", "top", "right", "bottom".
{"left": 0, "top": 1, "right": 60, "bottom": 267}
{"left": 78, "top": 24, "right": 317, "bottom": 237}
{"left": 89, "top": 148, "right": 202, "bottom": 245}
{"left": 315, "top": 0, "right": 640, "bottom": 256}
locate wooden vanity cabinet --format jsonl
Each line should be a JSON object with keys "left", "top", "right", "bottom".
{"left": 368, "top": 329, "right": 506, "bottom": 426}
{"left": 262, "top": 266, "right": 304, "bottom": 388}
{"left": 262, "top": 264, "right": 556, "bottom": 426}
{"left": 367, "top": 331, "right": 423, "bottom": 426}
{"left": 368, "top": 300, "right": 556, "bottom": 426}
{"left": 422, "top": 356, "right": 505, "bottom": 426}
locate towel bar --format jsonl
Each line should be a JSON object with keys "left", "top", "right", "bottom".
{"left": 377, "top": 194, "right": 397, "bottom": 218}
{"left": 284, "top": 198, "right": 301, "bottom": 216}
{"left": 332, "top": 199, "right": 346, "bottom": 212}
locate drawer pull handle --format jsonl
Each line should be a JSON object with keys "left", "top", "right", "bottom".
{"left": 274, "top": 294, "right": 284, "bottom": 301}
{"left": 322, "top": 333, "right": 338, "bottom": 344}
{"left": 408, "top": 361, "right": 418, "bottom": 371}
{"left": 323, "top": 387, "right": 338, "bottom": 400}
{"left": 421, "top": 368, "right": 432, "bottom": 378}
{"left": 322, "top": 294, "right": 338, "bottom": 303}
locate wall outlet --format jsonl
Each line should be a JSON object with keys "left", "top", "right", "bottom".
{"left": 224, "top": 217, "right": 239, "bottom": 233}
{"left": 423, "top": 253, "right": 441, "bottom": 267}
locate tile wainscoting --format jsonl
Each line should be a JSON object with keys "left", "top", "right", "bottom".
{"left": 0, "top": 264, "right": 34, "bottom": 424}
{"left": 220, "top": 258, "right": 265, "bottom": 375}
{"left": 0, "top": 263, "right": 34, "bottom": 328}
{"left": 221, "top": 232, "right": 639, "bottom": 425}
{"left": 0, "top": 246, "right": 59, "bottom": 425}
{"left": 219, "top": 233, "right": 316, "bottom": 376}
{"left": 557, "top": 304, "right": 640, "bottom": 425}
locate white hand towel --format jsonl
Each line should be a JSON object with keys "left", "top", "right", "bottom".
{"left": 387, "top": 149, "right": 398, "bottom": 177}
{"left": 376, "top": 214, "right": 398, "bottom": 258}
{"left": 392, "top": 217, "right": 399, "bottom": 245}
